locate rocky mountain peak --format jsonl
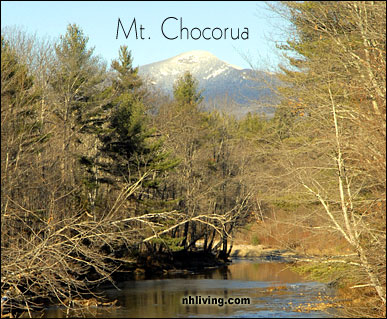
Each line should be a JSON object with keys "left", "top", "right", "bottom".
{"left": 138, "top": 50, "right": 277, "bottom": 117}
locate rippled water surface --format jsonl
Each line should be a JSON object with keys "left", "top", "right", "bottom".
{"left": 42, "top": 259, "right": 337, "bottom": 318}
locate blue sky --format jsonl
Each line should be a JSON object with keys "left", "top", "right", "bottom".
{"left": 1, "top": 1, "right": 289, "bottom": 69}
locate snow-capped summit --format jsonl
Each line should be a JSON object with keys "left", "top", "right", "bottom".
{"left": 166, "top": 50, "right": 242, "bottom": 70}
{"left": 139, "top": 50, "right": 242, "bottom": 81}
{"left": 138, "top": 50, "right": 277, "bottom": 116}
{"left": 172, "top": 50, "right": 218, "bottom": 62}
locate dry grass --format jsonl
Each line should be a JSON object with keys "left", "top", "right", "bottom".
{"left": 233, "top": 209, "right": 351, "bottom": 257}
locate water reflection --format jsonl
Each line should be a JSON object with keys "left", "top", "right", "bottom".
{"left": 42, "top": 260, "right": 335, "bottom": 318}
{"left": 201, "top": 260, "right": 306, "bottom": 282}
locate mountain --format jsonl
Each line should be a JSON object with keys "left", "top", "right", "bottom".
{"left": 138, "top": 50, "right": 277, "bottom": 117}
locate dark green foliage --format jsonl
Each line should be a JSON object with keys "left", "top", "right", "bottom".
{"left": 1, "top": 37, "right": 44, "bottom": 185}
{"left": 173, "top": 71, "right": 203, "bottom": 106}
{"left": 150, "top": 235, "right": 185, "bottom": 252}
{"left": 111, "top": 45, "right": 142, "bottom": 93}
{"left": 1, "top": 37, "right": 40, "bottom": 134}
{"left": 98, "top": 46, "right": 178, "bottom": 186}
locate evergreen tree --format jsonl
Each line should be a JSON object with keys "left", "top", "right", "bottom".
{"left": 156, "top": 72, "right": 216, "bottom": 250}
{"left": 1, "top": 37, "right": 43, "bottom": 211}
{"left": 46, "top": 24, "right": 113, "bottom": 215}
{"left": 50, "top": 24, "right": 108, "bottom": 189}
{"left": 173, "top": 71, "right": 203, "bottom": 106}
{"left": 99, "top": 45, "right": 178, "bottom": 189}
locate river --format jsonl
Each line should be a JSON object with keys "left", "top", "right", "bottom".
{"left": 41, "top": 259, "right": 338, "bottom": 318}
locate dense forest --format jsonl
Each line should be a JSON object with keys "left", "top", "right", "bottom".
{"left": 1, "top": 1, "right": 385, "bottom": 318}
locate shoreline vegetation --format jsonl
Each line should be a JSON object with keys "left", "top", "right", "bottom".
{"left": 1, "top": 2, "right": 385, "bottom": 318}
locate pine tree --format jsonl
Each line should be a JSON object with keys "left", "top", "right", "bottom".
{"left": 1, "top": 36, "right": 53, "bottom": 248}
{"left": 50, "top": 24, "right": 108, "bottom": 190}
{"left": 1, "top": 37, "right": 43, "bottom": 211}
{"left": 98, "top": 46, "right": 178, "bottom": 196}
{"left": 156, "top": 72, "right": 210, "bottom": 249}
{"left": 173, "top": 71, "right": 203, "bottom": 106}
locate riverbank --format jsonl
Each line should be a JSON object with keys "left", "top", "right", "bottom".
{"left": 230, "top": 244, "right": 303, "bottom": 261}
{"left": 112, "top": 250, "right": 230, "bottom": 281}
{"left": 114, "top": 244, "right": 305, "bottom": 281}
